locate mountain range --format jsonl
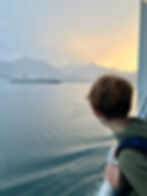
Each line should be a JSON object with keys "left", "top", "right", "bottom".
{"left": 0, "top": 57, "right": 137, "bottom": 84}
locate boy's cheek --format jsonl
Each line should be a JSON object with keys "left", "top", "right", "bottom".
{"left": 90, "top": 106, "right": 102, "bottom": 118}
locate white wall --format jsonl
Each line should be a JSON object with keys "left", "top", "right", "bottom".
{"left": 138, "top": 1, "right": 147, "bottom": 118}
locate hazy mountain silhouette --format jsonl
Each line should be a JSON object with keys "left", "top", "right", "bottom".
{"left": 0, "top": 57, "right": 59, "bottom": 78}
{"left": 0, "top": 57, "right": 136, "bottom": 84}
{"left": 61, "top": 63, "right": 137, "bottom": 84}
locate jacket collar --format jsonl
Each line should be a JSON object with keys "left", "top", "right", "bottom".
{"left": 115, "top": 117, "right": 147, "bottom": 141}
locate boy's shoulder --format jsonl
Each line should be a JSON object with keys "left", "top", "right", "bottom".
{"left": 118, "top": 147, "right": 147, "bottom": 168}
{"left": 116, "top": 136, "right": 147, "bottom": 158}
{"left": 118, "top": 148, "right": 147, "bottom": 195}
{"left": 117, "top": 135, "right": 147, "bottom": 169}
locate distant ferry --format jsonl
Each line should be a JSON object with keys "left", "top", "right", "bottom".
{"left": 10, "top": 78, "right": 62, "bottom": 84}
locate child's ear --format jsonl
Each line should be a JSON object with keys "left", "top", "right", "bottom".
{"left": 92, "top": 107, "right": 102, "bottom": 118}
{"left": 87, "top": 97, "right": 102, "bottom": 118}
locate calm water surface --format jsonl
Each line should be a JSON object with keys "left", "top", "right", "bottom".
{"left": 0, "top": 82, "right": 137, "bottom": 196}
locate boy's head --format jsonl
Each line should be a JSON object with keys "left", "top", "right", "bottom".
{"left": 88, "top": 74, "right": 133, "bottom": 120}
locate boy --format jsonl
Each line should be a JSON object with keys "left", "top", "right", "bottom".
{"left": 88, "top": 74, "right": 147, "bottom": 196}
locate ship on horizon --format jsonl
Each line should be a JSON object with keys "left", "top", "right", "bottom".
{"left": 10, "top": 76, "right": 62, "bottom": 84}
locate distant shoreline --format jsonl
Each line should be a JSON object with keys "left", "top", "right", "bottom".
{"left": 10, "top": 78, "right": 62, "bottom": 84}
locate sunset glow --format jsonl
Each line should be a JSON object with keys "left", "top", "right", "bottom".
{"left": 0, "top": 0, "right": 140, "bottom": 72}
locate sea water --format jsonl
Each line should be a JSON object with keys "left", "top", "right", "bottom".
{"left": 0, "top": 82, "right": 137, "bottom": 196}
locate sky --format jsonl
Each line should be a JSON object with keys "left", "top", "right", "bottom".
{"left": 0, "top": 0, "right": 141, "bottom": 72}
